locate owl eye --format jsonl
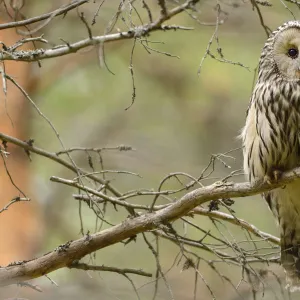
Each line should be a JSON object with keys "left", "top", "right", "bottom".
{"left": 287, "top": 48, "right": 299, "bottom": 58}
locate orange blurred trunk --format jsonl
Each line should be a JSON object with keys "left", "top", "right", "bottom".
{"left": 0, "top": 28, "right": 41, "bottom": 265}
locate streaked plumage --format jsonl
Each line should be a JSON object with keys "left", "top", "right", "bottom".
{"left": 242, "top": 21, "right": 300, "bottom": 291}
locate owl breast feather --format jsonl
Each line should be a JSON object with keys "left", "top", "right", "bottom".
{"left": 242, "top": 81, "right": 300, "bottom": 183}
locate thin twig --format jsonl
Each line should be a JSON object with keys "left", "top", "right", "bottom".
{"left": 69, "top": 262, "right": 152, "bottom": 277}
{"left": 0, "top": 0, "right": 88, "bottom": 30}
{"left": 0, "top": 197, "right": 29, "bottom": 214}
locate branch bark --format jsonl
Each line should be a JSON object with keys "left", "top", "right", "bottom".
{"left": 0, "top": 166, "right": 298, "bottom": 286}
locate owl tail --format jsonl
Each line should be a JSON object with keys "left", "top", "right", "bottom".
{"left": 266, "top": 182, "right": 300, "bottom": 292}
{"left": 281, "top": 237, "right": 300, "bottom": 292}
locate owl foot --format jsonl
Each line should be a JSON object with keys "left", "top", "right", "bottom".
{"left": 264, "top": 169, "right": 283, "bottom": 184}
{"left": 273, "top": 170, "right": 283, "bottom": 181}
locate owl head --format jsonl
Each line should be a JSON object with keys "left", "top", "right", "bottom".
{"left": 259, "top": 21, "right": 300, "bottom": 81}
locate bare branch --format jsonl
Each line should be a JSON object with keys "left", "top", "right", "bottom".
{"left": 192, "top": 207, "right": 280, "bottom": 245}
{"left": 0, "top": 0, "right": 88, "bottom": 31}
{"left": 0, "top": 0, "right": 200, "bottom": 62}
{"left": 0, "top": 165, "right": 298, "bottom": 286}
{"left": 69, "top": 261, "right": 152, "bottom": 277}
{"left": 250, "top": 0, "right": 272, "bottom": 36}
{"left": 158, "top": 0, "right": 168, "bottom": 16}
{"left": 0, "top": 132, "right": 124, "bottom": 200}
{"left": 0, "top": 197, "right": 30, "bottom": 214}
{"left": 56, "top": 145, "right": 134, "bottom": 155}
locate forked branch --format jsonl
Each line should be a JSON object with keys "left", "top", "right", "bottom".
{"left": 0, "top": 0, "right": 199, "bottom": 62}
{"left": 0, "top": 162, "right": 297, "bottom": 286}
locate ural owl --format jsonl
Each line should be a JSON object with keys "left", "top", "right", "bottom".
{"left": 242, "top": 21, "right": 300, "bottom": 291}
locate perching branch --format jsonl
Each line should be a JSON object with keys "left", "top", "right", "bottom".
{"left": 0, "top": 163, "right": 297, "bottom": 286}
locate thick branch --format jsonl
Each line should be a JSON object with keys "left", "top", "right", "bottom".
{"left": 0, "top": 167, "right": 298, "bottom": 286}
{"left": 0, "top": 0, "right": 198, "bottom": 62}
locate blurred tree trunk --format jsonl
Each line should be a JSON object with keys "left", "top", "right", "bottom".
{"left": 0, "top": 25, "right": 42, "bottom": 265}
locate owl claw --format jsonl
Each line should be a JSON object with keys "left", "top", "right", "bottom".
{"left": 263, "top": 175, "right": 272, "bottom": 185}
{"left": 273, "top": 170, "right": 283, "bottom": 181}
{"left": 264, "top": 170, "right": 283, "bottom": 184}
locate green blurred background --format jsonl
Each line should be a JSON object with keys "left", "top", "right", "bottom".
{"left": 2, "top": 1, "right": 300, "bottom": 299}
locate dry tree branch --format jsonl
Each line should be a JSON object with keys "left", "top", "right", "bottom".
{"left": 92, "top": 0, "right": 106, "bottom": 25}
{"left": 142, "top": 0, "right": 153, "bottom": 22}
{"left": 68, "top": 261, "right": 152, "bottom": 277}
{"left": 192, "top": 207, "right": 280, "bottom": 245}
{"left": 0, "top": 148, "right": 26, "bottom": 198}
{"left": 0, "top": 197, "right": 30, "bottom": 214}
{"left": 0, "top": 0, "right": 88, "bottom": 31}
{"left": 158, "top": 0, "right": 168, "bottom": 16}
{"left": 0, "top": 131, "right": 281, "bottom": 252}
{"left": 0, "top": 163, "right": 298, "bottom": 286}
{"left": 56, "top": 145, "right": 135, "bottom": 155}
{"left": 197, "top": 3, "right": 222, "bottom": 74}
{"left": 250, "top": 0, "right": 272, "bottom": 36}
{"left": 0, "top": 132, "right": 123, "bottom": 200}
{"left": 73, "top": 184, "right": 279, "bottom": 244}
{"left": 0, "top": 0, "right": 200, "bottom": 62}
{"left": 279, "top": 0, "right": 296, "bottom": 18}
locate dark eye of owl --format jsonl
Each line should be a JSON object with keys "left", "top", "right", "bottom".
{"left": 287, "top": 48, "right": 299, "bottom": 59}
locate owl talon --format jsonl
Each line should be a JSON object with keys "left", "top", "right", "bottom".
{"left": 273, "top": 170, "right": 283, "bottom": 182}
{"left": 264, "top": 175, "right": 272, "bottom": 185}
{"left": 264, "top": 170, "right": 282, "bottom": 185}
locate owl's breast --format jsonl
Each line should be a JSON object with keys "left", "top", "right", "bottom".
{"left": 242, "top": 84, "right": 300, "bottom": 182}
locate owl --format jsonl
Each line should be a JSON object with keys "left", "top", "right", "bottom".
{"left": 242, "top": 21, "right": 300, "bottom": 291}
